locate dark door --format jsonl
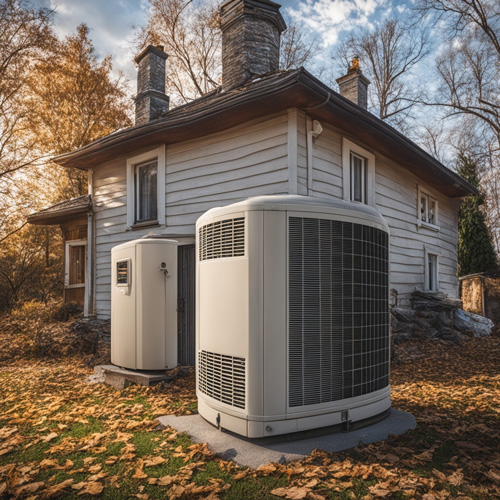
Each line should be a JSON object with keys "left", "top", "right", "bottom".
{"left": 178, "top": 244, "right": 196, "bottom": 365}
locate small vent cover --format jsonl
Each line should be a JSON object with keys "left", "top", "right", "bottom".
{"left": 199, "top": 217, "right": 245, "bottom": 261}
{"left": 198, "top": 350, "right": 246, "bottom": 409}
{"left": 289, "top": 217, "right": 390, "bottom": 408}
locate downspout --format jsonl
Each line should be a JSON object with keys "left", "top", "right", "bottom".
{"left": 85, "top": 168, "right": 95, "bottom": 317}
{"left": 306, "top": 116, "right": 313, "bottom": 195}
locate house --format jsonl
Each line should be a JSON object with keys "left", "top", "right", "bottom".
{"left": 28, "top": 0, "right": 474, "bottom": 365}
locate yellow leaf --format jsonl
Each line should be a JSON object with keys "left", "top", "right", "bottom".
{"left": 368, "top": 485, "right": 391, "bottom": 498}
{"left": 257, "top": 464, "right": 277, "bottom": 473}
{"left": 44, "top": 479, "right": 74, "bottom": 498}
{"left": 42, "top": 432, "right": 58, "bottom": 443}
{"left": 271, "top": 486, "right": 311, "bottom": 499}
{"left": 433, "top": 469, "right": 446, "bottom": 481}
{"left": 77, "top": 481, "right": 104, "bottom": 495}
{"left": 448, "top": 470, "right": 464, "bottom": 486}
{"left": 133, "top": 468, "right": 148, "bottom": 479}
{"left": 39, "top": 459, "right": 58, "bottom": 469}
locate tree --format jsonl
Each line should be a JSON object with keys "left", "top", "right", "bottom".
{"left": 139, "top": 0, "right": 317, "bottom": 105}
{"left": 0, "top": 0, "right": 53, "bottom": 181}
{"left": 457, "top": 155, "right": 497, "bottom": 276}
{"left": 331, "top": 19, "right": 429, "bottom": 133}
{"left": 0, "top": 225, "right": 63, "bottom": 312}
{"left": 417, "top": 0, "right": 500, "bottom": 144}
{"left": 27, "top": 24, "right": 132, "bottom": 201}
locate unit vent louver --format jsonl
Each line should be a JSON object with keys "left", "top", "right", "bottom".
{"left": 198, "top": 217, "right": 245, "bottom": 261}
{"left": 198, "top": 350, "right": 246, "bottom": 409}
{"left": 289, "top": 217, "right": 389, "bottom": 408}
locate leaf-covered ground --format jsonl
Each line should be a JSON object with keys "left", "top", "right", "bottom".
{"left": 0, "top": 331, "right": 499, "bottom": 499}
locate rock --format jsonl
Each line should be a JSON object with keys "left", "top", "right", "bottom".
{"left": 452, "top": 309, "right": 494, "bottom": 337}
{"left": 423, "top": 328, "right": 439, "bottom": 339}
{"left": 433, "top": 311, "right": 454, "bottom": 331}
{"left": 415, "top": 310, "right": 439, "bottom": 320}
{"left": 392, "top": 307, "right": 416, "bottom": 323}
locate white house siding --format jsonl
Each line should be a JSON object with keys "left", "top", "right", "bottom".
{"left": 309, "top": 122, "right": 460, "bottom": 306}
{"left": 92, "top": 112, "right": 290, "bottom": 318}
{"left": 92, "top": 109, "right": 461, "bottom": 318}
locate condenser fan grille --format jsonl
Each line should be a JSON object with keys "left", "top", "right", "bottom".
{"left": 198, "top": 350, "right": 246, "bottom": 409}
{"left": 288, "top": 217, "right": 389, "bottom": 408}
{"left": 198, "top": 217, "right": 245, "bottom": 261}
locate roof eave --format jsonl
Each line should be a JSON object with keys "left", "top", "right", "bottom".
{"left": 52, "top": 68, "right": 476, "bottom": 199}
{"left": 27, "top": 207, "right": 89, "bottom": 225}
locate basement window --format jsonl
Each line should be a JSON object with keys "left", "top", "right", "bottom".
{"left": 424, "top": 248, "right": 439, "bottom": 291}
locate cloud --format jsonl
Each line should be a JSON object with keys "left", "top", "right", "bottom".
{"left": 31, "top": 0, "right": 147, "bottom": 83}
{"left": 285, "top": 0, "right": 391, "bottom": 47}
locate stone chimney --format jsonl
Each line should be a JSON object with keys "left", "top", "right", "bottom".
{"left": 336, "top": 58, "right": 370, "bottom": 110}
{"left": 220, "top": 0, "right": 287, "bottom": 90}
{"left": 134, "top": 45, "right": 170, "bottom": 125}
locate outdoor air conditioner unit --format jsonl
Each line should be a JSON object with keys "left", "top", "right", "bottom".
{"left": 196, "top": 195, "right": 391, "bottom": 438}
{"left": 111, "top": 238, "right": 178, "bottom": 371}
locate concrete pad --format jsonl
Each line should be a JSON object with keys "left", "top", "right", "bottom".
{"left": 159, "top": 409, "right": 416, "bottom": 469}
{"left": 93, "top": 364, "right": 172, "bottom": 389}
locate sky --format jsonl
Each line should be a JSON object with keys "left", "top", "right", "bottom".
{"left": 32, "top": 0, "right": 416, "bottom": 84}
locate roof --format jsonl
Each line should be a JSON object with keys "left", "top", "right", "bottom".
{"left": 27, "top": 195, "right": 91, "bottom": 225}
{"left": 53, "top": 68, "right": 475, "bottom": 198}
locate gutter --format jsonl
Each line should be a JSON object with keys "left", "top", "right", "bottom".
{"left": 52, "top": 67, "right": 476, "bottom": 198}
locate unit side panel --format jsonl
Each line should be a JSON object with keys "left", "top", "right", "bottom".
{"left": 111, "top": 246, "right": 136, "bottom": 369}
{"left": 246, "top": 211, "right": 265, "bottom": 419}
{"left": 263, "top": 211, "right": 287, "bottom": 419}
{"left": 136, "top": 242, "right": 178, "bottom": 370}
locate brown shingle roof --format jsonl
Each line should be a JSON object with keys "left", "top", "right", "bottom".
{"left": 52, "top": 68, "right": 476, "bottom": 198}
{"left": 27, "top": 195, "right": 91, "bottom": 225}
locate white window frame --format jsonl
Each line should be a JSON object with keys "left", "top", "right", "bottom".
{"left": 342, "top": 138, "right": 375, "bottom": 207}
{"left": 417, "top": 185, "right": 439, "bottom": 231}
{"left": 65, "top": 239, "right": 87, "bottom": 288}
{"left": 424, "top": 246, "right": 440, "bottom": 292}
{"left": 126, "top": 146, "right": 166, "bottom": 229}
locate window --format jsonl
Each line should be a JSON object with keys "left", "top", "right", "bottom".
{"left": 417, "top": 186, "right": 439, "bottom": 229}
{"left": 342, "top": 138, "right": 375, "bottom": 206}
{"left": 65, "top": 240, "right": 86, "bottom": 288}
{"left": 135, "top": 160, "right": 157, "bottom": 223}
{"left": 126, "top": 146, "right": 166, "bottom": 229}
{"left": 424, "top": 248, "right": 439, "bottom": 291}
{"left": 350, "top": 152, "right": 367, "bottom": 203}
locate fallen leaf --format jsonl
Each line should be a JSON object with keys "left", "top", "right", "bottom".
{"left": 77, "top": 481, "right": 104, "bottom": 495}
{"left": 271, "top": 486, "right": 311, "bottom": 499}
{"left": 42, "top": 432, "right": 58, "bottom": 443}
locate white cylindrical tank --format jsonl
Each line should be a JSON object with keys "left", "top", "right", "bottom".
{"left": 111, "top": 238, "right": 178, "bottom": 370}
{"left": 196, "top": 195, "right": 391, "bottom": 438}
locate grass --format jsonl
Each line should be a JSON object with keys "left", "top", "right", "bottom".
{"left": 0, "top": 335, "right": 499, "bottom": 499}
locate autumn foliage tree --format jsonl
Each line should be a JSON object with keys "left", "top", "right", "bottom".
{"left": 457, "top": 155, "right": 497, "bottom": 276}
{"left": 28, "top": 23, "right": 132, "bottom": 200}
{"left": 0, "top": 13, "right": 132, "bottom": 311}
